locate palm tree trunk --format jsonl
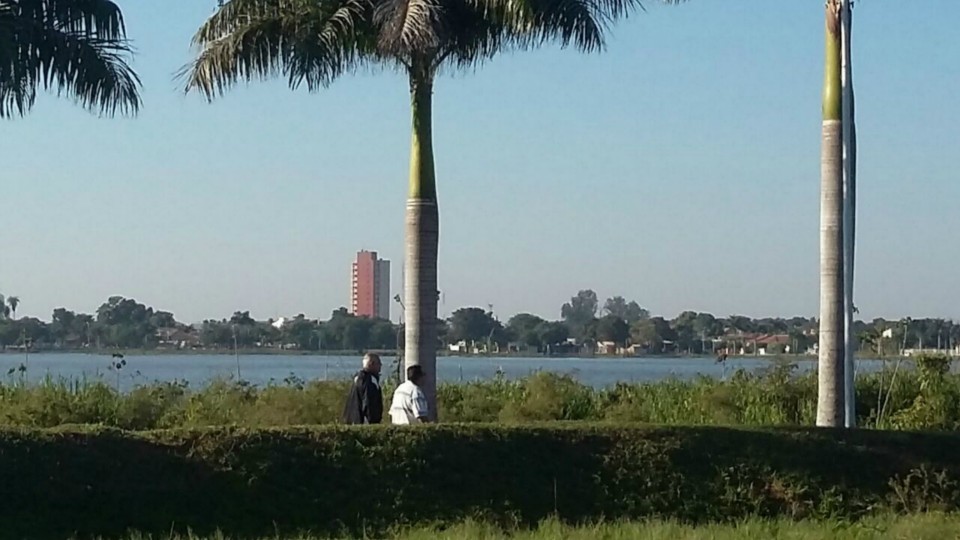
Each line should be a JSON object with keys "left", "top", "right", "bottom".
{"left": 840, "top": 0, "right": 857, "bottom": 428}
{"left": 404, "top": 66, "right": 440, "bottom": 420}
{"left": 817, "top": 0, "right": 845, "bottom": 428}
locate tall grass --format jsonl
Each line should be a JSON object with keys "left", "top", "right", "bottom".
{"left": 115, "top": 514, "right": 960, "bottom": 540}
{"left": 1, "top": 355, "right": 957, "bottom": 431}
{"left": 396, "top": 514, "right": 960, "bottom": 540}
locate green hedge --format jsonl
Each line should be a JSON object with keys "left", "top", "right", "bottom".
{"left": 2, "top": 425, "right": 960, "bottom": 538}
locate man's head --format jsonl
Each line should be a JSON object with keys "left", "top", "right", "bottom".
{"left": 406, "top": 365, "right": 425, "bottom": 385}
{"left": 362, "top": 353, "right": 382, "bottom": 375}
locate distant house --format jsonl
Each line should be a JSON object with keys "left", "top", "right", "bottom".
{"left": 448, "top": 340, "right": 498, "bottom": 354}
{"left": 156, "top": 327, "right": 200, "bottom": 349}
{"left": 448, "top": 341, "right": 469, "bottom": 353}
{"left": 754, "top": 334, "right": 792, "bottom": 355}
{"left": 595, "top": 341, "right": 618, "bottom": 355}
{"left": 718, "top": 333, "right": 759, "bottom": 355}
{"left": 718, "top": 333, "right": 793, "bottom": 355}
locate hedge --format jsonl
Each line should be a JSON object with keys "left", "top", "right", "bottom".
{"left": 1, "top": 425, "right": 960, "bottom": 539}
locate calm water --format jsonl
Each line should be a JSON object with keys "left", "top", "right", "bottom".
{"left": 0, "top": 352, "right": 901, "bottom": 392}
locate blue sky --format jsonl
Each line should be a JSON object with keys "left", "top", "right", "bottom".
{"left": 1, "top": 1, "right": 958, "bottom": 324}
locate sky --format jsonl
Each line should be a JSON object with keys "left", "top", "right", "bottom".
{"left": 1, "top": 1, "right": 958, "bottom": 324}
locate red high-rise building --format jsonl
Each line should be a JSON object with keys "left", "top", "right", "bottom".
{"left": 351, "top": 250, "right": 390, "bottom": 319}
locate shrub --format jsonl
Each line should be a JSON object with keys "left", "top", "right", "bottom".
{"left": 499, "top": 373, "right": 597, "bottom": 422}
{"left": 890, "top": 355, "right": 960, "bottom": 431}
{"left": 2, "top": 425, "right": 960, "bottom": 539}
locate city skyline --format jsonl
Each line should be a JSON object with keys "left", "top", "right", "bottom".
{"left": 1, "top": 1, "right": 958, "bottom": 323}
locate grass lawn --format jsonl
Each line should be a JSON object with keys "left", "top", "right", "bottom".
{"left": 118, "top": 514, "right": 960, "bottom": 539}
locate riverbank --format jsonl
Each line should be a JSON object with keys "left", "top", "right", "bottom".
{"left": 0, "top": 347, "right": 841, "bottom": 360}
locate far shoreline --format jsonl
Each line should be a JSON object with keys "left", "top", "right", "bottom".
{"left": 0, "top": 349, "right": 906, "bottom": 361}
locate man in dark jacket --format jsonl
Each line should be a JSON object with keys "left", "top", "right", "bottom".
{"left": 341, "top": 353, "right": 383, "bottom": 424}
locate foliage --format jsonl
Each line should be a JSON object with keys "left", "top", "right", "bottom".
{"left": 2, "top": 293, "right": 958, "bottom": 357}
{"left": 536, "top": 321, "right": 569, "bottom": 349}
{"left": 561, "top": 290, "right": 598, "bottom": 340}
{"left": 0, "top": 0, "right": 141, "bottom": 117}
{"left": 602, "top": 296, "right": 648, "bottom": 323}
{"left": 630, "top": 316, "right": 676, "bottom": 352}
{"left": 887, "top": 465, "right": 960, "bottom": 514}
{"left": 592, "top": 314, "right": 629, "bottom": 345}
{"left": 0, "top": 376, "right": 356, "bottom": 429}
{"left": 889, "top": 354, "right": 960, "bottom": 431}
{"left": 3, "top": 362, "right": 960, "bottom": 432}
{"left": 507, "top": 313, "right": 547, "bottom": 348}
{"left": 449, "top": 307, "right": 505, "bottom": 345}
{"left": 5, "top": 295, "right": 18, "bottom": 318}
{"left": 95, "top": 296, "right": 175, "bottom": 348}
{"left": 498, "top": 372, "right": 596, "bottom": 422}
{"left": 3, "top": 425, "right": 960, "bottom": 538}
{"left": 94, "top": 514, "right": 960, "bottom": 540}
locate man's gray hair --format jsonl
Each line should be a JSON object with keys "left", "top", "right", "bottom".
{"left": 362, "top": 353, "right": 381, "bottom": 369}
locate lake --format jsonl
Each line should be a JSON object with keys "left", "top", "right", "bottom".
{"left": 0, "top": 352, "right": 906, "bottom": 392}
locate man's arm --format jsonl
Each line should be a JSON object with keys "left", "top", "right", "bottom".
{"left": 411, "top": 387, "right": 431, "bottom": 423}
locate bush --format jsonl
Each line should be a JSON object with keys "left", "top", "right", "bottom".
{"left": 439, "top": 378, "right": 514, "bottom": 422}
{"left": 2, "top": 425, "right": 960, "bottom": 539}
{"left": 890, "top": 354, "right": 960, "bottom": 431}
{"left": 499, "top": 373, "right": 596, "bottom": 422}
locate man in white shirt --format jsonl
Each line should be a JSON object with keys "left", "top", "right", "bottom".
{"left": 389, "top": 365, "right": 431, "bottom": 424}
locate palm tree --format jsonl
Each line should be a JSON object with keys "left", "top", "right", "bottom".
{"left": 0, "top": 294, "right": 8, "bottom": 319}
{"left": 816, "top": 0, "right": 845, "bottom": 427}
{"left": 0, "top": 0, "right": 141, "bottom": 117}
{"left": 183, "top": 0, "right": 667, "bottom": 419}
{"left": 839, "top": 0, "right": 857, "bottom": 428}
{"left": 950, "top": 321, "right": 959, "bottom": 355}
{"left": 7, "top": 296, "right": 18, "bottom": 319}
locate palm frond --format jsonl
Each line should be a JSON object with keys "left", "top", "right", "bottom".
{"left": 0, "top": 37, "right": 36, "bottom": 117}
{"left": 440, "top": 0, "right": 678, "bottom": 69}
{"left": 429, "top": 0, "right": 610, "bottom": 72}
{"left": 373, "top": 0, "right": 444, "bottom": 57}
{"left": 0, "top": 0, "right": 140, "bottom": 117}
{"left": 425, "top": 0, "right": 503, "bottom": 70}
{"left": 182, "top": 0, "right": 377, "bottom": 98}
{"left": 534, "top": 0, "right": 611, "bottom": 51}
{"left": 35, "top": 34, "right": 139, "bottom": 115}
{"left": 495, "top": 0, "right": 613, "bottom": 52}
{"left": 17, "top": 0, "right": 129, "bottom": 40}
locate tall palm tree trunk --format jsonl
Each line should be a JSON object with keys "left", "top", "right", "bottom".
{"left": 404, "top": 66, "right": 440, "bottom": 420}
{"left": 840, "top": 0, "right": 857, "bottom": 428}
{"left": 817, "top": 0, "right": 845, "bottom": 427}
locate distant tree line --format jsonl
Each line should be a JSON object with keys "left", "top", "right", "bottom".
{"left": 0, "top": 291, "right": 957, "bottom": 356}
{"left": 0, "top": 295, "right": 401, "bottom": 353}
